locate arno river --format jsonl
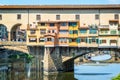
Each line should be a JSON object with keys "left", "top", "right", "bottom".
{"left": 74, "top": 63, "right": 120, "bottom": 80}
{"left": 0, "top": 62, "right": 120, "bottom": 80}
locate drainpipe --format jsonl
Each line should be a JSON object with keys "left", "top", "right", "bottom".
{"left": 98, "top": 9, "right": 101, "bottom": 50}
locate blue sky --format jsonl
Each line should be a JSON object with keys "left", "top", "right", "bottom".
{"left": 0, "top": 0, "right": 120, "bottom": 5}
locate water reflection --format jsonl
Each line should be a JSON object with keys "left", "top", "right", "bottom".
{"left": 6, "top": 71, "right": 75, "bottom": 80}
{"left": 0, "top": 62, "right": 75, "bottom": 80}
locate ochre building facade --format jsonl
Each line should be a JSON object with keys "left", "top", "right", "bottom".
{"left": 0, "top": 5, "right": 120, "bottom": 47}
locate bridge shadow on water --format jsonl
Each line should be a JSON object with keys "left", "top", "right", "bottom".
{"left": 0, "top": 69, "right": 75, "bottom": 80}
{"left": 0, "top": 58, "right": 76, "bottom": 80}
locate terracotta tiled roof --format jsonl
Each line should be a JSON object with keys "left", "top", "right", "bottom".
{"left": 0, "top": 5, "right": 120, "bottom": 9}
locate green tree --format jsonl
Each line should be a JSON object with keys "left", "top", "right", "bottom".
{"left": 112, "top": 74, "right": 120, "bottom": 80}
{"left": 8, "top": 53, "right": 34, "bottom": 63}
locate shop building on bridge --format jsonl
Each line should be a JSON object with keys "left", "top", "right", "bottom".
{"left": 0, "top": 5, "right": 119, "bottom": 47}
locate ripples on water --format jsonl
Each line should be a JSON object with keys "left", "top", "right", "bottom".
{"left": 0, "top": 61, "right": 120, "bottom": 80}
{"left": 0, "top": 63, "right": 75, "bottom": 80}
{"left": 74, "top": 63, "right": 120, "bottom": 80}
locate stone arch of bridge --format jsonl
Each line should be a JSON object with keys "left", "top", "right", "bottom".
{"left": 63, "top": 48, "right": 114, "bottom": 62}
{"left": 62, "top": 48, "right": 117, "bottom": 71}
{"left": 0, "top": 48, "right": 28, "bottom": 58}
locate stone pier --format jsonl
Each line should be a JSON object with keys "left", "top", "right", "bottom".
{"left": 27, "top": 46, "right": 120, "bottom": 75}
{"left": 28, "top": 46, "right": 44, "bottom": 71}
{"left": 43, "top": 47, "right": 63, "bottom": 75}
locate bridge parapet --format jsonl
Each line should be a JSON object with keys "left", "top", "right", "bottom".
{"left": 0, "top": 46, "right": 29, "bottom": 54}
{"left": 0, "top": 41, "right": 26, "bottom": 46}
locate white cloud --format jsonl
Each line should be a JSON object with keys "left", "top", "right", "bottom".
{"left": 108, "top": 0, "right": 119, "bottom": 4}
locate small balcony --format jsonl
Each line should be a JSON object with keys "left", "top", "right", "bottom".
{"left": 99, "top": 40, "right": 118, "bottom": 48}
{"left": 78, "top": 34, "right": 88, "bottom": 37}
{"left": 45, "top": 41, "right": 55, "bottom": 47}
{"left": 27, "top": 24, "right": 37, "bottom": 30}
{"left": 38, "top": 38, "right": 45, "bottom": 46}
{"left": 69, "top": 42, "right": 78, "bottom": 47}
{"left": 69, "top": 34, "right": 78, "bottom": 38}
{"left": 99, "top": 25, "right": 109, "bottom": 29}
{"left": 78, "top": 29, "right": 88, "bottom": 37}
{"left": 78, "top": 42, "right": 88, "bottom": 47}
{"left": 79, "top": 26, "right": 89, "bottom": 29}
{"left": 69, "top": 38, "right": 78, "bottom": 47}
{"left": 69, "top": 26, "right": 78, "bottom": 30}
{"left": 87, "top": 42, "right": 98, "bottom": 47}
{"left": 59, "top": 33, "right": 69, "bottom": 38}
{"left": 110, "top": 30, "right": 117, "bottom": 35}
{"left": 27, "top": 37, "right": 38, "bottom": 46}
{"left": 99, "top": 30, "right": 110, "bottom": 36}
{"left": 44, "top": 33, "right": 57, "bottom": 37}
{"left": 58, "top": 42, "right": 69, "bottom": 46}
{"left": 44, "top": 37, "right": 58, "bottom": 47}
{"left": 88, "top": 29, "right": 98, "bottom": 36}
{"left": 88, "top": 33, "right": 98, "bottom": 37}
{"left": 59, "top": 26, "right": 69, "bottom": 30}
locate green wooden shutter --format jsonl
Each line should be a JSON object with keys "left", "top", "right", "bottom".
{"left": 100, "top": 40, "right": 102, "bottom": 44}
{"left": 69, "top": 39, "right": 72, "bottom": 43}
{"left": 89, "top": 39, "right": 91, "bottom": 43}
{"left": 96, "top": 39, "right": 99, "bottom": 44}
{"left": 76, "top": 38, "right": 80, "bottom": 43}
{"left": 85, "top": 38, "right": 87, "bottom": 43}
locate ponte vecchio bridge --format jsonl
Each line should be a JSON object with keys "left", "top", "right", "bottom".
{"left": 0, "top": 5, "right": 120, "bottom": 74}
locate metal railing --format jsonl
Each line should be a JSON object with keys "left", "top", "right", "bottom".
{"left": 99, "top": 25, "right": 109, "bottom": 28}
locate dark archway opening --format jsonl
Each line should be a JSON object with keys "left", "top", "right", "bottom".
{"left": 11, "top": 24, "right": 26, "bottom": 42}
{"left": 0, "top": 24, "right": 8, "bottom": 41}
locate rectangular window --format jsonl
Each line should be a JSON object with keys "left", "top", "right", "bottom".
{"left": 48, "top": 30, "right": 51, "bottom": 33}
{"left": 76, "top": 38, "right": 80, "bottom": 43}
{"left": 30, "top": 30, "right": 36, "bottom": 34}
{"left": 80, "top": 29, "right": 87, "bottom": 34}
{"left": 73, "top": 30, "right": 78, "bottom": 34}
{"left": 47, "top": 38, "right": 52, "bottom": 41}
{"left": 69, "top": 30, "right": 73, "bottom": 34}
{"left": 101, "top": 30, "right": 109, "bottom": 33}
{"left": 56, "top": 15, "right": 60, "bottom": 20}
{"left": 52, "top": 30, "right": 54, "bottom": 33}
{"left": 92, "top": 38, "right": 96, "bottom": 42}
{"left": 59, "top": 38, "right": 67, "bottom": 43}
{"left": 41, "top": 23, "right": 45, "bottom": 26}
{"left": 29, "top": 38, "right": 37, "bottom": 42}
{"left": 60, "top": 22, "right": 67, "bottom": 26}
{"left": 119, "top": 30, "right": 120, "bottom": 34}
{"left": 0, "top": 15, "right": 2, "bottom": 20}
{"left": 69, "top": 30, "right": 78, "bottom": 34}
{"left": 110, "top": 30, "right": 116, "bottom": 35}
{"left": 40, "top": 29, "right": 46, "bottom": 34}
{"left": 39, "top": 38, "right": 44, "bottom": 42}
{"left": 114, "top": 14, "right": 119, "bottom": 19}
{"left": 89, "top": 29, "right": 97, "bottom": 34}
{"left": 68, "top": 22, "right": 77, "bottom": 26}
{"left": 95, "top": 14, "right": 99, "bottom": 20}
{"left": 102, "top": 40, "right": 106, "bottom": 43}
{"left": 75, "top": 15, "right": 80, "bottom": 20}
{"left": 36, "top": 15, "right": 41, "bottom": 20}
{"left": 72, "top": 39, "right": 76, "bottom": 42}
{"left": 59, "top": 30, "right": 68, "bottom": 34}
{"left": 17, "top": 14, "right": 21, "bottom": 20}
{"left": 50, "top": 23, "right": 55, "bottom": 27}
{"left": 81, "top": 38, "right": 85, "bottom": 42}
{"left": 110, "top": 40, "right": 117, "bottom": 43}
